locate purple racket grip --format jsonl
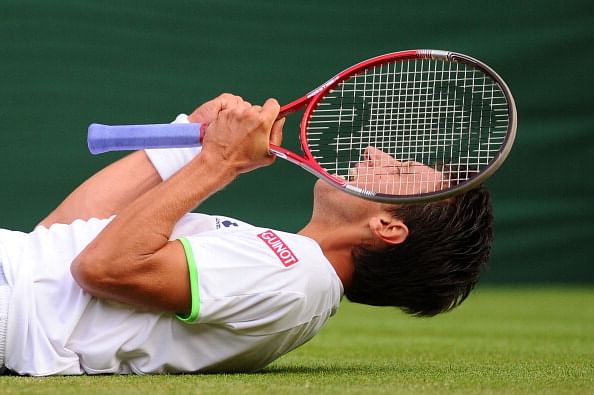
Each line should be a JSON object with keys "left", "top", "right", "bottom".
{"left": 88, "top": 123, "right": 203, "bottom": 154}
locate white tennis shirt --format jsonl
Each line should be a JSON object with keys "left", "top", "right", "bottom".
{"left": 0, "top": 214, "right": 343, "bottom": 375}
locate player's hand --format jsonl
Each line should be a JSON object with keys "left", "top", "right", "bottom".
{"left": 200, "top": 96, "right": 284, "bottom": 175}
{"left": 187, "top": 93, "right": 245, "bottom": 124}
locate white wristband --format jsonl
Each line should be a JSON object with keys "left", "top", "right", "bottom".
{"left": 144, "top": 114, "right": 202, "bottom": 181}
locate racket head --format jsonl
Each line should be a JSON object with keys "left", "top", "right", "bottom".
{"left": 294, "top": 50, "right": 517, "bottom": 204}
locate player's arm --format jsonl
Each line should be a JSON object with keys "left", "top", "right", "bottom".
{"left": 39, "top": 94, "right": 245, "bottom": 228}
{"left": 71, "top": 97, "right": 284, "bottom": 314}
{"left": 38, "top": 151, "right": 161, "bottom": 227}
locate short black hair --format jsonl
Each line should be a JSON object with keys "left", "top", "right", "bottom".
{"left": 345, "top": 186, "right": 493, "bottom": 316}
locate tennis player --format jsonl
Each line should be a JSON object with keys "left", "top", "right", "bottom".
{"left": 0, "top": 94, "right": 492, "bottom": 375}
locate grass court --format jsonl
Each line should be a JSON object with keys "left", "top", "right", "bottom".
{"left": 1, "top": 287, "right": 592, "bottom": 394}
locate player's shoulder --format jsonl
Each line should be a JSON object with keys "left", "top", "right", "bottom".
{"left": 250, "top": 228, "right": 321, "bottom": 267}
{"left": 177, "top": 214, "right": 322, "bottom": 266}
{"left": 176, "top": 215, "right": 341, "bottom": 289}
{"left": 252, "top": 228, "right": 342, "bottom": 297}
{"left": 179, "top": 221, "right": 343, "bottom": 325}
{"left": 172, "top": 213, "right": 253, "bottom": 237}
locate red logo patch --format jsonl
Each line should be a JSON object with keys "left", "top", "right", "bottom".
{"left": 257, "top": 230, "right": 299, "bottom": 267}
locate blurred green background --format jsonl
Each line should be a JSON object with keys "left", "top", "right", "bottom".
{"left": 0, "top": 0, "right": 592, "bottom": 283}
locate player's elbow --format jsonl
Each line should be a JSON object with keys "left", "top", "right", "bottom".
{"left": 71, "top": 246, "right": 160, "bottom": 301}
{"left": 71, "top": 247, "right": 116, "bottom": 295}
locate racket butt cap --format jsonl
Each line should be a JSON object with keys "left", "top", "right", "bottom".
{"left": 87, "top": 123, "right": 108, "bottom": 154}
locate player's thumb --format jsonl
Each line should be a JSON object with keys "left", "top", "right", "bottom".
{"left": 270, "top": 118, "right": 285, "bottom": 147}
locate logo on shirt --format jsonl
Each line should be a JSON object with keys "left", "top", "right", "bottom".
{"left": 257, "top": 230, "right": 300, "bottom": 267}
{"left": 215, "top": 217, "right": 239, "bottom": 229}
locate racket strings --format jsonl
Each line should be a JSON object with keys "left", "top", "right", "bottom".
{"left": 306, "top": 58, "right": 510, "bottom": 197}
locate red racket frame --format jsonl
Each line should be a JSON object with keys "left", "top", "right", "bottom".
{"left": 268, "top": 49, "right": 516, "bottom": 202}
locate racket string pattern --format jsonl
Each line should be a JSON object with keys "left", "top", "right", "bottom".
{"left": 306, "top": 58, "right": 511, "bottom": 198}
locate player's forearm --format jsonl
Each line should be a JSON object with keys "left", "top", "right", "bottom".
{"left": 39, "top": 151, "right": 161, "bottom": 227}
{"left": 98, "top": 150, "right": 237, "bottom": 247}
{"left": 71, "top": 151, "right": 237, "bottom": 311}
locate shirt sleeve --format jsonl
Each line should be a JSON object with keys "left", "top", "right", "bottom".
{"left": 144, "top": 114, "right": 202, "bottom": 180}
{"left": 175, "top": 231, "right": 316, "bottom": 334}
{"left": 176, "top": 237, "right": 201, "bottom": 323}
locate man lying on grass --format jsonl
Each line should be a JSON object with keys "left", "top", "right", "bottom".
{"left": 0, "top": 94, "right": 492, "bottom": 375}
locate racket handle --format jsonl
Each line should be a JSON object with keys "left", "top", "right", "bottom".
{"left": 88, "top": 123, "right": 204, "bottom": 154}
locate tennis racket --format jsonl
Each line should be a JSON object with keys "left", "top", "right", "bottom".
{"left": 88, "top": 49, "right": 517, "bottom": 203}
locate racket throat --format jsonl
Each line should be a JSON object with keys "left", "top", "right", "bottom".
{"left": 268, "top": 144, "right": 347, "bottom": 188}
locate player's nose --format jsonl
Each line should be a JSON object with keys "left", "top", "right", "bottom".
{"left": 364, "top": 146, "right": 398, "bottom": 167}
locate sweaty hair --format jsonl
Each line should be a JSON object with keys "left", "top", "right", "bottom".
{"left": 345, "top": 186, "right": 493, "bottom": 317}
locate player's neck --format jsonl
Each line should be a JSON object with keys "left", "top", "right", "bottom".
{"left": 298, "top": 221, "right": 367, "bottom": 288}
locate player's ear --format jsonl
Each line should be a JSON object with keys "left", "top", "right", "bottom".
{"left": 368, "top": 213, "right": 409, "bottom": 246}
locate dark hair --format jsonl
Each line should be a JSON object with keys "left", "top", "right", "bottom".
{"left": 345, "top": 186, "right": 493, "bottom": 316}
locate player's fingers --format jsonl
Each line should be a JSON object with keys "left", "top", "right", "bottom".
{"left": 217, "top": 93, "right": 244, "bottom": 110}
{"left": 259, "top": 98, "right": 280, "bottom": 125}
{"left": 188, "top": 93, "right": 244, "bottom": 123}
{"left": 219, "top": 99, "right": 252, "bottom": 119}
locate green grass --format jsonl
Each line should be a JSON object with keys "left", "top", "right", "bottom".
{"left": 1, "top": 287, "right": 593, "bottom": 394}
